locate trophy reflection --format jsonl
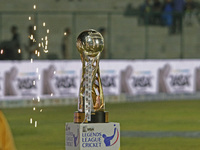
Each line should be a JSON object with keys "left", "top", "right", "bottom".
{"left": 74, "top": 29, "right": 108, "bottom": 123}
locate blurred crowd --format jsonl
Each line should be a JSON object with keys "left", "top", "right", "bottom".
{"left": 0, "top": 25, "right": 106, "bottom": 60}
{"left": 139, "top": 0, "right": 198, "bottom": 34}
{"left": 0, "top": 26, "right": 21, "bottom": 60}
{"left": 0, "top": 25, "right": 35, "bottom": 60}
{"left": 124, "top": 0, "right": 199, "bottom": 35}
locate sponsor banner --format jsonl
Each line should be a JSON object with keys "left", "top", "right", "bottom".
{"left": 40, "top": 60, "right": 81, "bottom": 99}
{"left": 158, "top": 60, "right": 196, "bottom": 94}
{"left": 1, "top": 61, "right": 41, "bottom": 100}
{"left": 66, "top": 122, "right": 120, "bottom": 150}
{"left": 121, "top": 60, "right": 159, "bottom": 95}
{"left": 195, "top": 62, "right": 200, "bottom": 92}
{"left": 0, "top": 61, "right": 13, "bottom": 98}
{"left": 0, "top": 59, "right": 199, "bottom": 101}
{"left": 100, "top": 60, "right": 129, "bottom": 95}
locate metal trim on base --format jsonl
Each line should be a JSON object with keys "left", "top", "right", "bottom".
{"left": 74, "top": 111, "right": 109, "bottom": 123}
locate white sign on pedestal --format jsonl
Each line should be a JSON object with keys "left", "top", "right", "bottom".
{"left": 65, "top": 122, "right": 120, "bottom": 150}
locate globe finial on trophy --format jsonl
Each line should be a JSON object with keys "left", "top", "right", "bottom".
{"left": 76, "top": 29, "right": 104, "bottom": 57}
{"left": 74, "top": 29, "right": 108, "bottom": 123}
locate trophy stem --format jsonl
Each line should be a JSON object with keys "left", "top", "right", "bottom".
{"left": 74, "top": 111, "right": 109, "bottom": 123}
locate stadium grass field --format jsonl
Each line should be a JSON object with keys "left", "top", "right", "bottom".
{"left": 2, "top": 100, "right": 200, "bottom": 150}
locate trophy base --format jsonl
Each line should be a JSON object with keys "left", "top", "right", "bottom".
{"left": 66, "top": 122, "right": 120, "bottom": 150}
{"left": 74, "top": 111, "right": 109, "bottom": 123}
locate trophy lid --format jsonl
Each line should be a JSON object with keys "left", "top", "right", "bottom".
{"left": 76, "top": 29, "right": 104, "bottom": 57}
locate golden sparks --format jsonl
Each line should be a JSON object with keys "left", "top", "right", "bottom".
{"left": 0, "top": 49, "right": 3, "bottom": 54}
{"left": 33, "top": 5, "right": 36, "bottom": 9}
{"left": 30, "top": 118, "right": 33, "bottom": 124}
{"left": 18, "top": 49, "right": 21, "bottom": 53}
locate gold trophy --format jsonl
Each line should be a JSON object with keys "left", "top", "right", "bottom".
{"left": 74, "top": 29, "right": 108, "bottom": 123}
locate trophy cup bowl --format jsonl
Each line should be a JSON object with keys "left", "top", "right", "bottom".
{"left": 76, "top": 29, "right": 104, "bottom": 57}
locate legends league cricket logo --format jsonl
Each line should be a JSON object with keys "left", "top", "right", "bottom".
{"left": 66, "top": 125, "right": 80, "bottom": 147}
{"left": 82, "top": 124, "right": 119, "bottom": 147}
{"left": 73, "top": 128, "right": 80, "bottom": 147}
{"left": 102, "top": 124, "right": 119, "bottom": 147}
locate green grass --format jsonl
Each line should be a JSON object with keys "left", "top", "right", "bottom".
{"left": 2, "top": 100, "right": 200, "bottom": 150}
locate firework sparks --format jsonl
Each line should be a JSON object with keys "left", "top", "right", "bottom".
{"left": 18, "top": 49, "right": 21, "bottom": 53}
{"left": 37, "top": 96, "right": 40, "bottom": 102}
{"left": 30, "top": 118, "right": 33, "bottom": 124}
{"left": 37, "top": 51, "right": 40, "bottom": 57}
{"left": 0, "top": 49, "right": 3, "bottom": 54}
{"left": 30, "top": 34, "right": 33, "bottom": 40}
{"left": 29, "top": 3, "right": 51, "bottom": 128}
{"left": 35, "top": 121, "right": 37, "bottom": 127}
{"left": 43, "top": 22, "right": 46, "bottom": 27}
{"left": 38, "top": 74, "right": 41, "bottom": 80}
